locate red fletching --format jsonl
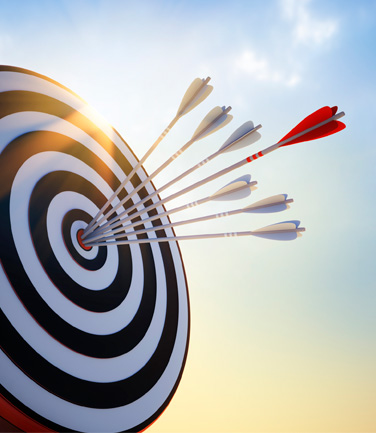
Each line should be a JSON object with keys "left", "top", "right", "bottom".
{"left": 278, "top": 106, "right": 332, "bottom": 144}
{"left": 280, "top": 120, "right": 346, "bottom": 146}
{"left": 331, "top": 106, "right": 338, "bottom": 115}
{"left": 278, "top": 106, "right": 346, "bottom": 147}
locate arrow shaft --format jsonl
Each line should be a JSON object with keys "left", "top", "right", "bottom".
{"left": 86, "top": 228, "right": 305, "bottom": 246}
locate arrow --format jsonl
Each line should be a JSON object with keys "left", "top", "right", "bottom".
{"left": 85, "top": 221, "right": 305, "bottom": 246}
{"left": 86, "top": 194, "right": 293, "bottom": 244}
{"left": 84, "top": 176, "right": 257, "bottom": 243}
{"left": 83, "top": 76, "right": 213, "bottom": 237}
{"left": 82, "top": 105, "right": 233, "bottom": 239}
{"left": 243, "top": 106, "right": 345, "bottom": 164}
{"left": 87, "top": 121, "right": 262, "bottom": 238}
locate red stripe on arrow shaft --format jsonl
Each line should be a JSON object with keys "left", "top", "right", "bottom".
{"left": 247, "top": 151, "right": 264, "bottom": 163}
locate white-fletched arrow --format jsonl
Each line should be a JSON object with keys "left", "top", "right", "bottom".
{"left": 85, "top": 220, "right": 305, "bottom": 246}
{"left": 84, "top": 176, "right": 257, "bottom": 243}
{"left": 83, "top": 76, "right": 213, "bottom": 237}
{"left": 87, "top": 194, "right": 293, "bottom": 243}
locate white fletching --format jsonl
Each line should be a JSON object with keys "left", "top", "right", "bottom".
{"left": 210, "top": 175, "right": 257, "bottom": 201}
{"left": 244, "top": 194, "right": 291, "bottom": 213}
{"left": 177, "top": 77, "right": 213, "bottom": 116}
{"left": 192, "top": 106, "right": 233, "bottom": 141}
{"left": 219, "top": 121, "right": 262, "bottom": 153}
{"left": 252, "top": 221, "right": 304, "bottom": 241}
{"left": 254, "top": 221, "right": 299, "bottom": 232}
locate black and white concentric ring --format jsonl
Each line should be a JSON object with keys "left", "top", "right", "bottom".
{"left": 0, "top": 66, "right": 189, "bottom": 432}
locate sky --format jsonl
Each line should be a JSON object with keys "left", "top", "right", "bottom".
{"left": 0, "top": 0, "right": 375, "bottom": 431}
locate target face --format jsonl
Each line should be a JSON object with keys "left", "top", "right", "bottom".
{"left": 0, "top": 66, "right": 190, "bottom": 432}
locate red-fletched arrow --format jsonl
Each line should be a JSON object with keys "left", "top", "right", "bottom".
{"left": 278, "top": 106, "right": 346, "bottom": 146}
{"left": 244, "top": 106, "right": 345, "bottom": 163}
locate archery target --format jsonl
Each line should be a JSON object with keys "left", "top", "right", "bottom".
{"left": 0, "top": 66, "right": 190, "bottom": 432}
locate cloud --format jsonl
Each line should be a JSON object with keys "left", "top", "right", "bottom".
{"left": 234, "top": 50, "right": 301, "bottom": 87}
{"left": 281, "top": 0, "right": 338, "bottom": 45}
{"left": 233, "top": 1, "right": 339, "bottom": 88}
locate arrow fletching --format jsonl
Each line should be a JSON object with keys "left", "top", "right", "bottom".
{"left": 243, "top": 194, "right": 294, "bottom": 213}
{"left": 219, "top": 121, "right": 262, "bottom": 153}
{"left": 278, "top": 106, "right": 346, "bottom": 147}
{"left": 210, "top": 175, "right": 257, "bottom": 201}
{"left": 243, "top": 194, "right": 293, "bottom": 213}
{"left": 252, "top": 220, "right": 304, "bottom": 241}
{"left": 177, "top": 77, "right": 213, "bottom": 117}
{"left": 192, "top": 106, "right": 233, "bottom": 141}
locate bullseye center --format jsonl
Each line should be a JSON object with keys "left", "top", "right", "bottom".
{"left": 77, "top": 228, "right": 92, "bottom": 251}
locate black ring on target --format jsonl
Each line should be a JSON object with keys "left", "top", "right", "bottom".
{"left": 0, "top": 65, "right": 190, "bottom": 432}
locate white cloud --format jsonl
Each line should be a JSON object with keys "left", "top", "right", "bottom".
{"left": 235, "top": 50, "right": 301, "bottom": 87}
{"left": 281, "top": 0, "right": 338, "bottom": 45}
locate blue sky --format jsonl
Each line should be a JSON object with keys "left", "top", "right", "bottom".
{"left": 0, "top": 0, "right": 375, "bottom": 431}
